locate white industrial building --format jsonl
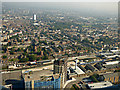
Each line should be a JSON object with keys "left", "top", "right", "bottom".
{"left": 87, "top": 81, "right": 113, "bottom": 89}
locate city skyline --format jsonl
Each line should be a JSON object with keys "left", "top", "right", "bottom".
{"left": 2, "top": 2, "right": 118, "bottom": 17}
{"left": 1, "top": 1, "right": 120, "bottom": 90}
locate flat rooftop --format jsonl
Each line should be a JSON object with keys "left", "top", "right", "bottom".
{"left": 105, "top": 61, "right": 119, "bottom": 65}
{"left": 87, "top": 81, "right": 113, "bottom": 89}
{"left": 24, "top": 69, "right": 53, "bottom": 82}
{"left": 71, "top": 66, "right": 85, "bottom": 75}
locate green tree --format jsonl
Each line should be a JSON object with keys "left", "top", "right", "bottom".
{"left": 17, "top": 48, "right": 21, "bottom": 52}
{"left": 2, "top": 45, "right": 7, "bottom": 52}
{"left": 10, "top": 51, "right": 14, "bottom": 55}
{"left": 2, "top": 55, "right": 7, "bottom": 59}
{"left": 36, "top": 57, "right": 41, "bottom": 61}
{"left": 9, "top": 58, "right": 19, "bottom": 62}
{"left": 90, "top": 76, "right": 99, "bottom": 82}
{"left": 42, "top": 55, "right": 48, "bottom": 60}
{"left": 28, "top": 55, "right": 36, "bottom": 61}
{"left": 20, "top": 58, "right": 29, "bottom": 62}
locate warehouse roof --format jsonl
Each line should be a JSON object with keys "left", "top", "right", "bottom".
{"left": 77, "top": 65, "right": 87, "bottom": 72}
{"left": 87, "top": 81, "right": 113, "bottom": 89}
{"left": 85, "top": 64, "right": 96, "bottom": 72}
{"left": 71, "top": 66, "right": 85, "bottom": 75}
{"left": 105, "top": 61, "right": 119, "bottom": 65}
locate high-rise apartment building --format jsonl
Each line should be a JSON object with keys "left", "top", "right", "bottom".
{"left": 54, "top": 57, "right": 67, "bottom": 88}
{"left": 33, "top": 14, "right": 37, "bottom": 21}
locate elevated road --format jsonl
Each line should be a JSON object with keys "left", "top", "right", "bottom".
{"left": 67, "top": 55, "right": 96, "bottom": 61}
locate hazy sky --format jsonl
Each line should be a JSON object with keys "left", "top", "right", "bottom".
{"left": 1, "top": 0, "right": 120, "bottom": 2}
{"left": 2, "top": 1, "right": 118, "bottom": 17}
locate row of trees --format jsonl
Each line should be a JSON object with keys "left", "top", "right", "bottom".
{"left": 19, "top": 54, "right": 48, "bottom": 62}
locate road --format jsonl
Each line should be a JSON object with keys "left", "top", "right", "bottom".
{"left": 2, "top": 55, "right": 96, "bottom": 72}
{"left": 67, "top": 55, "right": 96, "bottom": 61}
{"left": 64, "top": 76, "right": 89, "bottom": 89}
{"left": 64, "top": 81, "right": 78, "bottom": 90}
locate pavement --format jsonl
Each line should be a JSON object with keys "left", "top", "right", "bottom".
{"left": 64, "top": 81, "right": 78, "bottom": 90}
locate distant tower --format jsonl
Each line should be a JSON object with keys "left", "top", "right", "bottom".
{"left": 54, "top": 57, "right": 67, "bottom": 88}
{"left": 33, "top": 14, "right": 37, "bottom": 21}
